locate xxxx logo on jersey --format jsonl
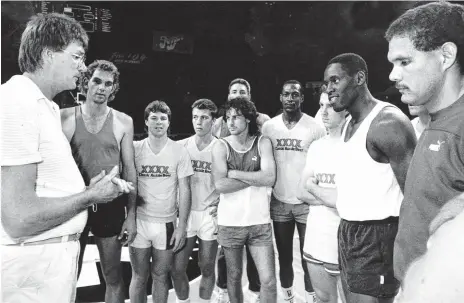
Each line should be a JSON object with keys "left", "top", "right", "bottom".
{"left": 192, "top": 160, "right": 212, "bottom": 173}
{"left": 275, "top": 138, "right": 303, "bottom": 152}
{"left": 316, "top": 173, "right": 335, "bottom": 185}
{"left": 138, "top": 165, "right": 171, "bottom": 177}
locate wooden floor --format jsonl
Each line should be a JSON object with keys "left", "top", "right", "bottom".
{"left": 77, "top": 233, "right": 307, "bottom": 302}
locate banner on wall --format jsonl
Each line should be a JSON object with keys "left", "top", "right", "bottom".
{"left": 108, "top": 52, "right": 149, "bottom": 65}
{"left": 152, "top": 30, "right": 194, "bottom": 54}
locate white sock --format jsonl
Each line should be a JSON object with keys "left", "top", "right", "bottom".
{"left": 306, "top": 291, "right": 316, "bottom": 303}
{"left": 176, "top": 298, "right": 190, "bottom": 303}
{"left": 198, "top": 299, "right": 210, "bottom": 303}
{"left": 282, "top": 286, "right": 294, "bottom": 299}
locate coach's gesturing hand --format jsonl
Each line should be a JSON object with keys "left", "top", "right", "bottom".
{"left": 88, "top": 166, "right": 135, "bottom": 204}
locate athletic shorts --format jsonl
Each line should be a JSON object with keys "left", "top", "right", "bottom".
{"left": 270, "top": 195, "right": 309, "bottom": 224}
{"left": 88, "top": 195, "right": 126, "bottom": 238}
{"left": 338, "top": 217, "right": 400, "bottom": 298}
{"left": 2, "top": 241, "right": 80, "bottom": 303}
{"left": 130, "top": 220, "right": 175, "bottom": 250}
{"left": 303, "top": 252, "right": 340, "bottom": 276}
{"left": 186, "top": 209, "right": 218, "bottom": 241}
{"left": 217, "top": 223, "right": 273, "bottom": 248}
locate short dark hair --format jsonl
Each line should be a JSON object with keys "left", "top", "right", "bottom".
{"left": 191, "top": 99, "right": 218, "bottom": 118}
{"left": 327, "top": 53, "right": 369, "bottom": 84}
{"left": 282, "top": 80, "right": 304, "bottom": 95}
{"left": 80, "top": 60, "right": 120, "bottom": 102}
{"left": 385, "top": 1, "right": 464, "bottom": 73}
{"left": 228, "top": 78, "right": 251, "bottom": 96}
{"left": 18, "top": 13, "right": 89, "bottom": 73}
{"left": 144, "top": 100, "right": 171, "bottom": 122}
{"left": 223, "top": 96, "right": 259, "bottom": 136}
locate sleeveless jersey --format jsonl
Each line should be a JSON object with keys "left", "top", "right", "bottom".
{"left": 336, "top": 102, "right": 403, "bottom": 221}
{"left": 71, "top": 106, "right": 120, "bottom": 185}
{"left": 217, "top": 136, "right": 271, "bottom": 226}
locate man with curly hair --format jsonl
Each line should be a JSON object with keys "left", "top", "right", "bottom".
{"left": 212, "top": 96, "right": 277, "bottom": 303}
{"left": 386, "top": 1, "right": 464, "bottom": 282}
{"left": 61, "top": 59, "right": 137, "bottom": 303}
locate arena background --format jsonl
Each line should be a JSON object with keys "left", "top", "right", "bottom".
{"left": 1, "top": 1, "right": 437, "bottom": 302}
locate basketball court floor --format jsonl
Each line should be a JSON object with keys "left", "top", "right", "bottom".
{"left": 77, "top": 233, "right": 306, "bottom": 302}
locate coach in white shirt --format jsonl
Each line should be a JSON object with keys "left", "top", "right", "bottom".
{"left": 0, "top": 13, "right": 133, "bottom": 303}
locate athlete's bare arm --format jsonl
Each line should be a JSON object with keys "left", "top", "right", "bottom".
{"left": 60, "top": 107, "right": 77, "bottom": 142}
{"left": 368, "top": 106, "right": 417, "bottom": 193}
{"left": 297, "top": 159, "right": 321, "bottom": 206}
{"left": 171, "top": 176, "right": 191, "bottom": 252}
{"left": 212, "top": 140, "right": 250, "bottom": 194}
{"left": 115, "top": 111, "right": 138, "bottom": 244}
{"left": 306, "top": 179, "right": 337, "bottom": 208}
{"left": 228, "top": 137, "right": 276, "bottom": 187}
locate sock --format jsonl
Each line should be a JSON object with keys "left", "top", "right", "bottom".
{"left": 198, "top": 299, "right": 210, "bottom": 303}
{"left": 176, "top": 298, "right": 190, "bottom": 303}
{"left": 306, "top": 291, "right": 316, "bottom": 303}
{"left": 282, "top": 286, "right": 294, "bottom": 299}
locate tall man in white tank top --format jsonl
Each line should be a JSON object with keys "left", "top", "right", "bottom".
{"left": 171, "top": 99, "right": 220, "bottom": 303}
{"left": 262, "top": 80, "right": 325, "bottom": 303}
{"left": 323, "top": 53, "right": 416, "bottom": 303}
{"left": 212, "top": 96, "right": 277, "bottom": 303}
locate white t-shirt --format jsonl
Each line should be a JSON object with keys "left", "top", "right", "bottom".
{"left": 134, "top": 138, "right": 194, "bottom": 223}
{"left": 0, "top": 75, "right": 87, "bottom": 244}
{"left": 302, "top": 136, "right": 341, "bottom": 264}
{"left": 178, "top": 136, "right": 218, "bottom": 211}
{"left": 262, "top": 114, "right": 325, "bottom": 204}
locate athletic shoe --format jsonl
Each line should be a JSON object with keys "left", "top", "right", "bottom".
{"left": 212, "top": 287, "right": 229, "bottom": 303}
{"left": 248, "top": 290, "right": 260, "bottom": 303}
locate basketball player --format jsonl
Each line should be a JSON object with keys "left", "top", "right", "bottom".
{"left": 61, "top": 59, "right": 137, "bottom": 303}
{"left": 171, "top": 99, "right": 220, "bottom": 303}
{"left": 298, "top": 91, "right": 347, "bottom": 303}
{"left": 212, "top": 78, "right": 270, "bottom": 137}
{"left": 262, "top": 80, "right": 325, "bottom": 303}
{"left": 408, "top": 105, "right": 429, "bottom": 139}
{"left": 129, "top": 101, "right": 193, "bottom": 303}
{"left": 1, "top": 14, "right": 133, "bottom": 303}
{"left": 212, "top": 96, "right": 277, "bottom": 303}
{"left": 323, "top": 53, "right": 416, "bottom": 303}
{"left": 213, "top": 78, "right": 264, "bottom": 303}
{"left": 385, "top": 1, "right": 464, "bottom": 282}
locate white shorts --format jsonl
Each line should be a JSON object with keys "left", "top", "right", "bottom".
{"left": 186, "top": 209, "right": 218, "bottom": 241}
{"left": 2, "top": 241, "right": 80, "bottom": 303}
{"left": 131, "top": 219, "right": 175, "bottom": 250}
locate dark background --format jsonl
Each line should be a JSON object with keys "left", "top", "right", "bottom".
{"left": 2, "top": 1, "right": 425, "bottom": 137}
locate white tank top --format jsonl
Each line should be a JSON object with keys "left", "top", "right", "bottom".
{"left": 217, "top": 136, "right": 271, "bottom": 226}
{"left": 336, "top": 102, "right": 403, "bottom": 221}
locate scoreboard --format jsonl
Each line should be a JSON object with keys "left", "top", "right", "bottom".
{"left": 33, "top": 1, "right": 112, "bottom": 33}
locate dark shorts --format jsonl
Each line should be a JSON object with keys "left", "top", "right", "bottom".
{"left": 270, "top": 195, "right": 309, "bottom": 224}
{"left": 217, "top": 223, "right": 273, "bottom": 248}
{"left": 87, "top": 195, "right": 126, "bottom": 238}
{"left": 338, "top": 217, "right": 400, "bottom": 298}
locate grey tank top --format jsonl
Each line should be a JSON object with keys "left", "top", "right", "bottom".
{"left": 221, "top": 136, "right": 261, "bottom": 172}
{"left": 70, "top": 106, "right": 120, "bottom": 185}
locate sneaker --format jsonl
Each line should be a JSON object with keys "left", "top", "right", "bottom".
{"left": 248, "top": 290, "right": 260, "bottom": 303}
{"left": 212, "top": 287, "right": 229, "bottom": 303}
